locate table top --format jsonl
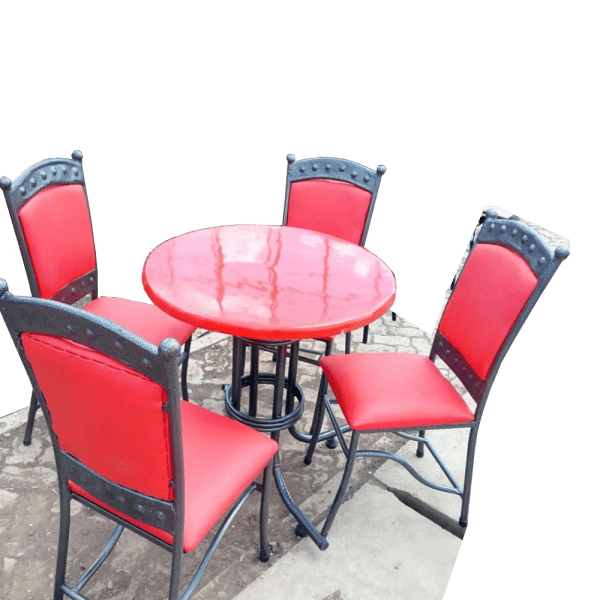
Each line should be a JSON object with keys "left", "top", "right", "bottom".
{"left": 143, "top": 225, "right": 396, "bottom": 341}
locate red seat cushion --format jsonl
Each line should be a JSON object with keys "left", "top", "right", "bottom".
{"left": 71, "top": 402, "right": 278, "bottom": 553}
{"left": 287, "top": 179, "right": 372, "bottom": 245}
{"left": 18, "top": 184, "right": 97, "bottom": 299}
{"left": 321, "top": 353, "right": 475, "bottom": 431}
{"left": 85, "top": 296, "right": 195, "bottom": 346}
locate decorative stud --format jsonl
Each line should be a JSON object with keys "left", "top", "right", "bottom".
{"left": 500, "top": 225, "right": 506, "bottom": 233}
{"left": 29, "top": 178, "right": 36, "bottom": 187}
{"left": 311, "top": 164, "right": 318, "bottom": 171}
{"left": 529, "top": 244, "right": 536, "bottom": 253}
{"left": 377, "top": 165, "right": 386, "bottom": 175}
{"left": 135, "top": 503, "right": 144, "bottom": 514}
{"left": 51, "top": 167, "right": 57, "bottom": 175}
{"left": 66, "top": 324, "right": 76, "bottom": 333}
{"left": 539, "top": 257, "right": 546, "bottom": 265}
{"left": 325, "top": 164, "right": 331, "bottom": 171}
{"left": 62, "top": 166, "right": 67, "bottom": 174}
{"left": 351, "top": 171, "right": 358, "bottom": 178}
{"left": 339, "top": 165, "right": 346, "bottom": 171}
{"left": 286, "top": 154, "right": 295, "bottom": 165}
{"left": 299, "top": 165, "right": 306, "bottom": 173}
{"left": 142, "top": 358, "right": 151, "bottom": 368}
{"left": 70, "top": 286, "right": 76, "bottom": 293}
{"left": 512, "top": 228, "right": 517, "bottom": 237}
{"left": 156, "top": 511, "right": 165, "bottom": 521}
{"left": 89, "top": 276, "right": 95, "bottom": 283}
{"left": 72, "top": 168, "right": 79, "bottom": 177}
{"left": 522, "top": 234, "right": 528, "bottom": 243}
{"left": 84, "top": 328, "right": 95, "bottom": 340}
{"left": 40, "top": 171, "right": 47, "bottom": 180}
{"left": 363, "top": 175, "right": 370, "bottom": 183}
{"left": 20, "top": 186, "right": 26, "bottom": 196}
{"left": 118, "top": 495, "right": 125, "bottom": 504}
{"left": 115, "top": 341, "right": 123, "bottom": 351}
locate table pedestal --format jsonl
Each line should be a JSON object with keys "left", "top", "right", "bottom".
{"left": 223, "top": 337, "right": 329, "bottom": 555}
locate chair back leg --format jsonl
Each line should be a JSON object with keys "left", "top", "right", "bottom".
{"left": 168, "top": 545, "right": 183, "bottom": 600}
{"left": 459, "top": 427, "right": 479, "bottom": 528}
{"left": 54, "top": 480, "right": 71, "bottom": 600}
{"left": 321, "top": 430, "right": 360, "bottom": 538}
{"left": 22, "top": 390, "right": 39, "bottom": 446}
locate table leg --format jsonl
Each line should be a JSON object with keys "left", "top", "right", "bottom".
{"left": 231, "top": 337, "right": 244, "bottom": 411}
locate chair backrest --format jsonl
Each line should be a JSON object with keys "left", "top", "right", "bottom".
{"left": 0, "top": 280, "right": 183, "bottom": 534}
{"left": 431, "top": 209, "right": 569, "bottom": 412}
{"left": 0, "top": 151, "right": 98, "bottom": 303}
{"left": 282, "top": 155, "right": 386, "bottom": 246}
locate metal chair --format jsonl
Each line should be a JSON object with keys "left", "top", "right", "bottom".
{"left": 0, "top": 151, "right": 196, "bottom": 445}
{"left": 0, "top": 280, "right": 278, "bottom": 600}
{"left": 283, "top": 154, "right": 386, "bottom": 354}
{"left": 304, "top": 209, "right": 569, "bottom": 538}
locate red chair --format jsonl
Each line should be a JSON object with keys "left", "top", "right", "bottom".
{"left": 304, "top": 209, "right": 569, "bottom": 537}
{"left": 0, "top": 280, "right": 278, "bottom": 600}
{"left": 0, "top": 151, "right": 196, "bottom": 445}
{"left": 283, "top": 154, "right": 386, "bottom": 354}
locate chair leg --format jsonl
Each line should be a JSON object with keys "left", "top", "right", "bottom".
{"left": 304, "top": 373, "right": 330, "bottom": 465}
{"left": 168, "top": 544, "right": 183, "bottom": 600}
{"left": 181, "top": 337, "right": 192, "bottom": 401}
{"left": 416, "top": 430, "right": 426, "bottom": 458}
{"left": 459, "top": 427, "right": 479, "bottom": 528}
{"left": 344, "top": 331, "right": 352, "bottom": 355}
{"left": 392, "top": 311, "right": 397, "bottom": 321}
{"left": 54, "top": 481, "right": 71, "bottom": 600}
{"left": 23, "top": 390, "right": 40, "bottom": 446}
{"left": 259, "top": 459, "right": 274, "bottom": 562}
{"left": 362, "top": 324, "right": 369, "bottom": 344}
{"left": 321, "top": 431, "right": 360, "bottom": 538}
{"left": 23, "top": 390, "right": 39, "bottom": 446}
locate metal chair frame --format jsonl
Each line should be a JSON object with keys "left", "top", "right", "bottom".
{"left": 305, "top": 210, "right": 570, "bottom": 538}
{"left": 0, "top": 280, "right": 267, "bottom": 600}
{"left": 0, "top": 151, "right": 192, "bottom": 445}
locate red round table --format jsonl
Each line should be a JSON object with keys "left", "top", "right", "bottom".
{"left": 143, "top": 224, "right": 396, "bottom": 553}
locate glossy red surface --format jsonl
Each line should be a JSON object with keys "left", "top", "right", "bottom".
{"left": 143, "top": 225, "right": 396, "bottom": 340}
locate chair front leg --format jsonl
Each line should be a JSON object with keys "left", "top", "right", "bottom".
{"left": 321, "top": 430, "right": 360, "bottom": 538}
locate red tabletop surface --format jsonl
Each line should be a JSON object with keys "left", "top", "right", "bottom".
{"left": 143, "top": 225, "right": 396, "bottom": 341}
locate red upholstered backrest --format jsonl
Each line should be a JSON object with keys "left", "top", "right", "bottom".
{"left": 439, "top": 243, "right": 538, "bottom": 380}
{"left": 18, "top": 184, "right": 96, "bottom": 299}
{"left": 286, "top": 179, "right": 372, "bottom": 245}
{"left": 21, "top": 333, "right": 174, "bottom": 501}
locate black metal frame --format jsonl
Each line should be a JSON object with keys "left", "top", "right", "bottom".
{"left": 223, "top": 336, "right": 330, "bottom": 555}
{"left": 306, "top": 209, "right": 570, "bottom": 537}
{"left": 0, "top": 280, "right": 266, "bottom": 600}
{"left": 0, "top": 151, "right": 193, "bottom": 445}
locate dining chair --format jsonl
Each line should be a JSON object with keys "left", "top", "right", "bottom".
{"left": 283, "top": 154, "right": 386, "bottom": 353}
{"left": 0, "top": 151, "right": 196, "bottom": 446}
{"left": 303, "top": 209, "right": 569, "bottom": 538}
{"left": 0, "top": 280, "right": 279, "bottom": 600}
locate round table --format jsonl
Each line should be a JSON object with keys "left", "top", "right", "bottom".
{"left": 143, "top": 224, "right": 396, "bottom": 553}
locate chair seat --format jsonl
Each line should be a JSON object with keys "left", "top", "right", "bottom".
{"left": 85, "top": 296, "right": 196, "bottom": 346}
{"left": 71, "top": 401, "right": 278, "bottom": 553}
{"left": 320, "top": 352, "right": 475, "bottom": 431}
